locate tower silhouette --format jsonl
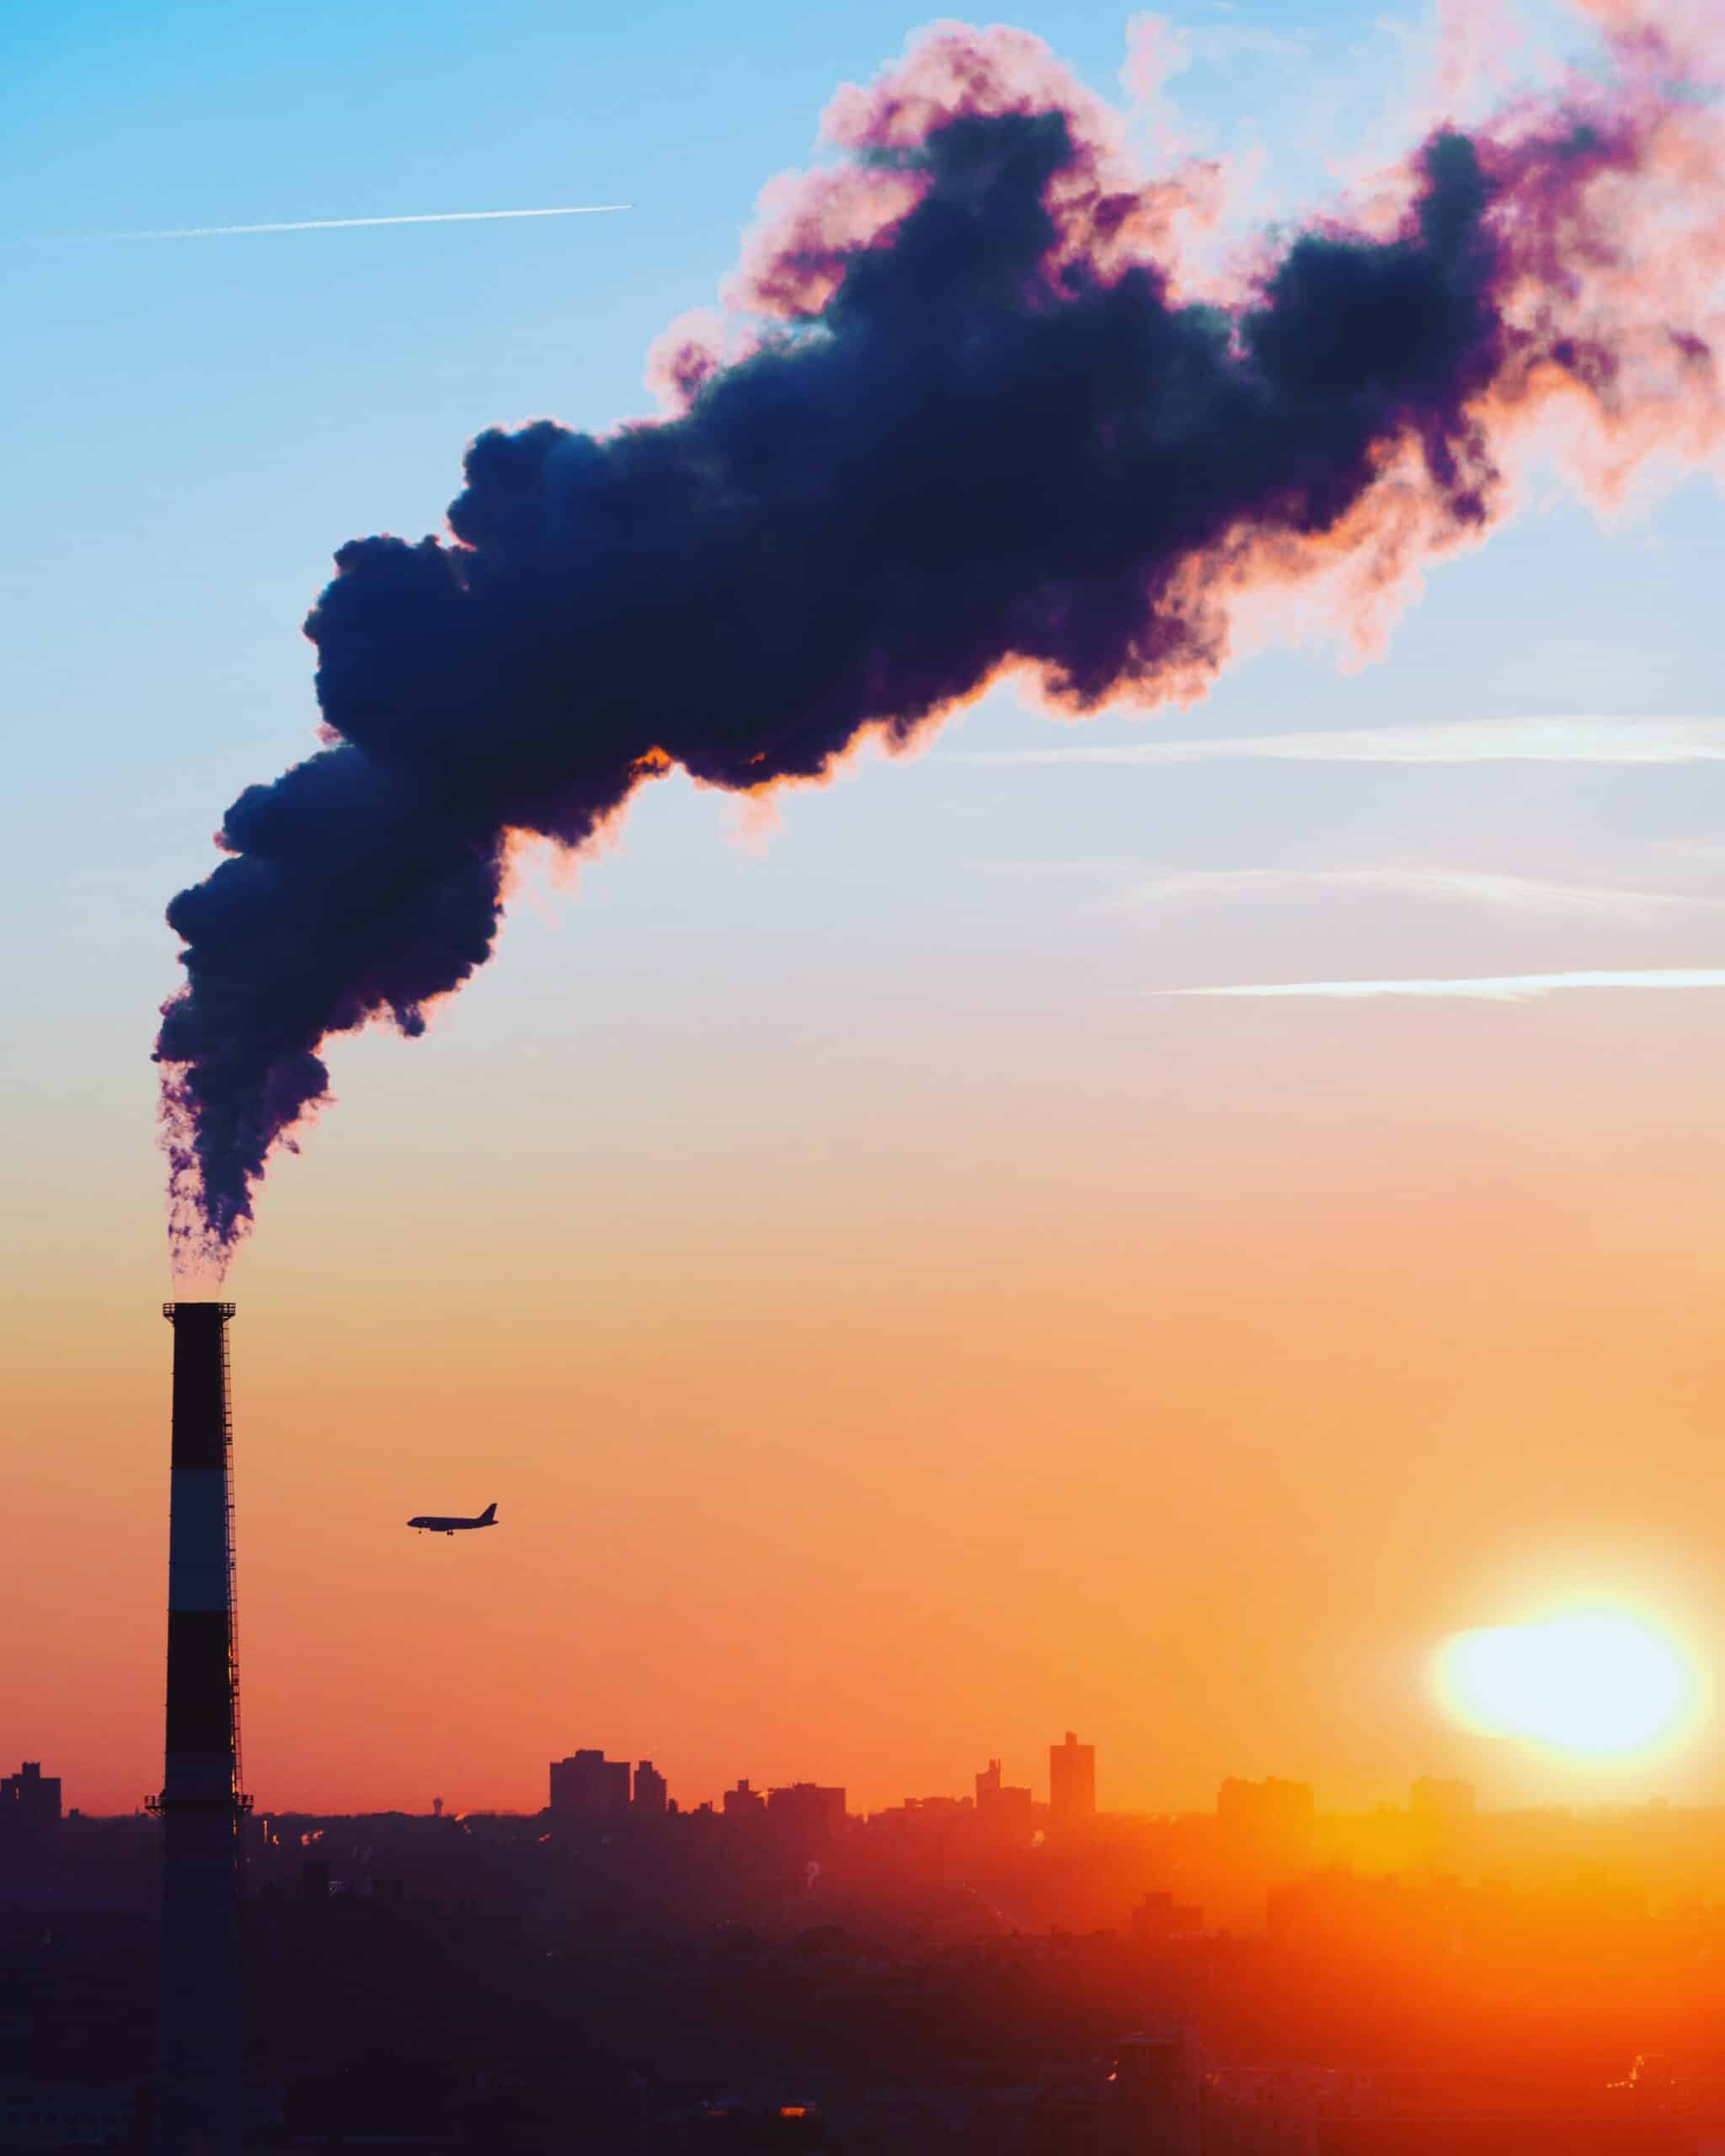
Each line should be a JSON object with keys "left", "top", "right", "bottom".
{"left": 152, "top": 1302, "right": 248, "bottom": 2153}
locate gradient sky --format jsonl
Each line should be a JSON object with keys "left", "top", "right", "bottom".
{"left": 5, "top": 0, "right": 1725, "bottom": 1820}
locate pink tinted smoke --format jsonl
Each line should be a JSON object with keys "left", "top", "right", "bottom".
{"left": 751, "top": 12, "right": 1719, "bottom": 690}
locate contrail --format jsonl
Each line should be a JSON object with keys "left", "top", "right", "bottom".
{"left": 959, "top": 717, "right": 1725, "bottom": 768}
{"left": 22, "top": 205, "right": 631, "bottom": 245}
{"left": 1105, "top": 868, "right": 1723, "bottom": 921}
{"left": 1153, "top": 969, "right": 1725, "bottom": 1001}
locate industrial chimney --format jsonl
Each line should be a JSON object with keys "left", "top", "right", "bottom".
{"left": 152, "top": 1301, "right": 248, "bottom": 2155}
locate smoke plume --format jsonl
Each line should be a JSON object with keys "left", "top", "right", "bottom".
{"left": 157, "top": 5, "right": 1725, "bottom": 1267}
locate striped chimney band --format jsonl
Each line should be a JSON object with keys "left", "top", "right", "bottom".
{"left": 155, "top": 1300, "right": 246, "bottom": 2156}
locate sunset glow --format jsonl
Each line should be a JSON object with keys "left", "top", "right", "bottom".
{"left": 1434, "top": 1610, "right": 1700, "bottom": 1758}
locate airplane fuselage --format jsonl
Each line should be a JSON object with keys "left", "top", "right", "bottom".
{"left": 408, "top": 1504, "right": 498, "bottom": 1536}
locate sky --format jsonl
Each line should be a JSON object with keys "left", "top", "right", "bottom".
{"left": 4, "top": 0, "right": 1725, "bottom": 1820}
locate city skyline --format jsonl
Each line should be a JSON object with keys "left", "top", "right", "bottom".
{"left": 27, "top": 1718, "right": 1725, "bottom": 1835}
{"left": 19, "top": 1727, "right": 1725, "bottom": 2153}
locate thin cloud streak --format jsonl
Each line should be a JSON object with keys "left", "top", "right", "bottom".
{"left": 1108, "top": 867, "right": 1722, "bottom": 920}
{"left": 17, "top": 205, "right": 632, "bottom": 245}
{"left": 959, "top": 718, "right": 1725, "bottom": 767}
{"left": 1156, "top": 969, "right": 1725, "bottom": 1001}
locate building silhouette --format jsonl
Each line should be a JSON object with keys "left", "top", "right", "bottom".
{"left": 975, "top": 1758, "right": 1033, "bottom": 1836}
{"left": 1130, "top": 1892, "right": 1203, "bottom": 1943}
{"left": 1217, "top": 1777, "right": 1315, "bottom": 1834}
{"left": 724, "top": 1779, "right": 766, "bottom": 1819}
{"left": 1, "top": 1761, "right": 61, "bottom": 1843}
{"left": 1049, "top": 1732, "right": 1096, "bottom": 1826}
{"left": 766, "top": 1784, "right": 846, "bottom": 1842}
{"left": 1217, "top": 1775, "right": 1316, "bottom": 1878}
{"left": 1103, "top": 2030, "right": 1202, "bottom": 2154}
{"left": 1410, "top": 1775, "right": 1476, "bottom": 1823}
{"left": 549, "top": 1750, "right": 631, "bottom": 1820}
{"left": 633, "top": 1760, "right": 668, "bottom": 1815}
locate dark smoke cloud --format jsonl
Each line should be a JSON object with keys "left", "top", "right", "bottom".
{"left": 156, "top": 15, "right": 1722, "bottom": 1267}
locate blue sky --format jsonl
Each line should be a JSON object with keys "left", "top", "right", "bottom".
{"left": 5, "top": 0, "right": 1722, "bottom": 1289}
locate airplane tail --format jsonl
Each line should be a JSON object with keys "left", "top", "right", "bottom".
{"left": 478, "top": 1502, "right": 497, "bottom": 1524}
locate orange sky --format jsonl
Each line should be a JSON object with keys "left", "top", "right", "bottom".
{"left": 13, "top": 918, "right": 1725, "bottom": 1818}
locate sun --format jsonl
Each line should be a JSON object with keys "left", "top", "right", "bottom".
{"left": 1434, "top": 1608, "right": 1700, "bottom": 1759}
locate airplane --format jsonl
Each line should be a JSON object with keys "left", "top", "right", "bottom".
{"left": 407, "top": 1502, "right": 498, "bottom": 1537}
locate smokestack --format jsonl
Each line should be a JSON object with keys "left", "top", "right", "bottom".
{"left": 152, "top": 1301, "right": 247, "bottom": 2155}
